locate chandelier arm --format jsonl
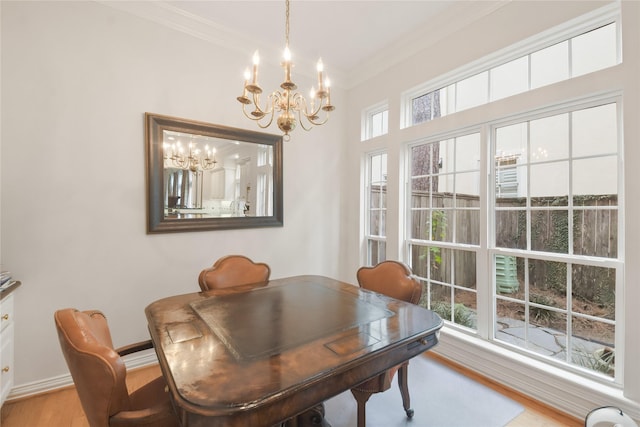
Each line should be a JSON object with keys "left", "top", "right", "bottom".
{"left": 306, "top": 113, "right": 331, "bottom": 127}
{"left": 296, "top": 109, "right": 316, "bottom": 132}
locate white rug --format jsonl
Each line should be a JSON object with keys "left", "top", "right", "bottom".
{"left": 324, "top": 355, "right": 524, "bottom": 427}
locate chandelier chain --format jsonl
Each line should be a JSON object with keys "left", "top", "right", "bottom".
{"left": 236, "top": 0, "right": 334, "bottom": 138}
{"left": 285, "top": 0, "right": 290, "bottom": 47}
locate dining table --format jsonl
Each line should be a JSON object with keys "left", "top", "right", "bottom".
{"left": 145, "top": 275, "right": 443, "bottom": 427}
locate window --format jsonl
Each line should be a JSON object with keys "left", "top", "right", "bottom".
{"left": 403, "top": 19, "right": 619, "bottom": 128}
{"left": 394, "top": 4, "right": 624, "bottom": 383}
{"left": 365, "top": 152, "right": 387, "bottom": 265}
{"left": 363, "top": 103, "right": 389, "bottom": 140}
{"left": 493, "top": 102, "right": 620, "bottom": 378}
{"left": 408, "top": 133, "right": 481, "bottom": 329}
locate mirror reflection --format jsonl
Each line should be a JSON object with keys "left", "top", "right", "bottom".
{"left": 163, "top": 130, "right": 274, "bottom": 218}
{"left": 145, "top": 113, "right": 283, "bottom": 233}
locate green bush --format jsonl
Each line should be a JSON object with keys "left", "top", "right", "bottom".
{"left": 432, "top": 301, "right": 475, "bottom": 328}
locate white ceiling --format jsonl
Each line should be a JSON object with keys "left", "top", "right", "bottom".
{"left": 104, "top": 0, "right": 507, "bottom": 88}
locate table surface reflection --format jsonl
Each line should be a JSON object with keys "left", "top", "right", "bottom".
{"left": 145, "top": 275, "right": 443, "bottom": 427}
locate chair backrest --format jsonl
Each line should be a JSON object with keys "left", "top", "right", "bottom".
{"left": 356, "top": 260, "right": 422, "bottom": 304}
{"left": 54, "top": 309, "right": 131, "bottom": 427}
{"left": 198, "top": 255, "right": 271, "bottom": 291}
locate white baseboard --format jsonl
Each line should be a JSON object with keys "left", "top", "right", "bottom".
{"left": 434, "top": 328, "right": 640, "bottom": 423}
{"left": 7, "top": 351, "right": 158, "bottom": 401}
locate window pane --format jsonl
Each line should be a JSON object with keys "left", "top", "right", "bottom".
{"left": 530, "top": 162, "right": 569, "bottom": 201}
{"left": 531, "top": 41, "right": 569, "bottom": 89}
{"left": 571, "top": 317, "right": 615, "bottom": 377}
{"left": 367, "top": 240, "right": 386, "bottom": 265}
{"left": 531, "top": 210, "right": 568, "bottom": 253}
{"left": 456, "top": 71, "right": 488, "bottom": 111}
{"left": 454, "top": 250, "right": 476, "bottom": 289}
{"left": 529, "top": 311, "right": 567, "bottom": 357}
{"left": 573, "top": 157, "right": 617, "bottom": 197}
{"left": 371, "top": 110, "right": 388, "bottom": 138}
{"left": 412, "top": 90, "right": 442, "bottom": 125}
{"left": 572, "top": 264, "right": 615, "bottom": 320}
{"left": 495, "top": 210, "right": 526, "bottom": 250}
{"left": 431, "top": 210, "right": 452, "bottom": 242}
{"left": 496, "top": 123, "right": 527, "bottom": 163}
{"left": 572, "top": 103, "right": 617, "bottom": 157}
{"left": 456, "top": 209, "right": 479, "bottom": 245}
{"left": 495, "top": 255, "right": 522, "bottom": 295}
{"left": 431, "top": 247, "right": 450, "bottom": 283}
{"left": 573, "top": 208, "right": 618, "bottom": 258}
{"left": 529, "top": 259, "right": 566, "bottom": 309}
{"left": 431, "top": 283, "right": 452, "bottom": 316}
{"left": 572, "top": 24, "right": 617, "bottom": 78}
{"left": 530, "top": 113, "right": 569, "bottom": 162}
{"left": 455, "top": 133, "right": 480, "bottom": 172}
{"left": 456, "top": 171, "right": 479, "bottom": 200}
{"left": 490, "top": 56, "right": 529, "bottom": 101}
{"left": 453, "top": 289, "right": 477, "bottom": 329}
{"left": 496, "top": 299, "right": 525, "bottom": 346}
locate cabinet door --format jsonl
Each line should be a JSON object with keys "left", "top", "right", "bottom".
{"left": 0, "top": 322, "right": 14, "bottom": 404}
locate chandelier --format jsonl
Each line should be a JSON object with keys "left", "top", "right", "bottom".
{"left": 163, "top": 140, "right": 217, "bottom": 172}
{"left": 237, "top": 0, "right": 335, "bottom": 140}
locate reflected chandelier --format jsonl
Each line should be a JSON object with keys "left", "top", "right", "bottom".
{"left": 163, "top": 141, "right": 217, "bottom": 172}
{"left": 237, "top": 0, "right": 335, "bottom": 140}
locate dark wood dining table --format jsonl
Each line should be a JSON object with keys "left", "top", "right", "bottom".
{"left": 145, "top": 275, "right": 443, "bottom": 427}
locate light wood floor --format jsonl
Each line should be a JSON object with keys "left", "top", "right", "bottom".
{"left": 0, "top": 354, "right": 583, "bottom": 427}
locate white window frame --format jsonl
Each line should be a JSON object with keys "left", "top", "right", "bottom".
{"left": 364, "top": 150, "right": 388, "bottom": 265}
{"left": 362, "top": 101, "right": 389, "bottom": 141}
{"left": 400, "top": 2, "right": 620, "bottom": 129}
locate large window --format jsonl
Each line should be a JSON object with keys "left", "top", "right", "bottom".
{"left": 365, "top": 152, "right": 387, "bottom": 265}
{"left": 392, "top": 4, "right": 624, "bottom": 384}
{"left": 493, "top": 102, "right": 620, "bottom": 378}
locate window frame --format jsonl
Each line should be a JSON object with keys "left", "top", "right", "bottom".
{"left": 400, "top": 3, "right": 620, "bottom": 129}
{"left": 362, "top": 101, "right": 389, "bottom": 141}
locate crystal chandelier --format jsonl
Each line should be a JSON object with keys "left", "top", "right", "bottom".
{"left": 237, "top": 0, "right": 335, "bottom": 140}
{"left": 163, "top": 140, "right": 217, "bottom": 172}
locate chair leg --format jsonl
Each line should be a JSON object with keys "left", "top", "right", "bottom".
{"left": 398, "top": 364, "right": 414, "bottom": 418}
{"left": 351, "top": 389, "right": 372, "bottom": 427}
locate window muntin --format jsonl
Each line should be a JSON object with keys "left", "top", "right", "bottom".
{"left": 405, "top": 22, "right": 619, "bottom": 127}
{"left": 365, "top": 152, "right": 387, "bottom": 265}
{"left": 493, "top": 102, "right": 620, "bottom": 378}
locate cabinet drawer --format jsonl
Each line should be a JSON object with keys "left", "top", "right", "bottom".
{"left": 0, "top": 322, "right": 14, "bottom": 404}
{"left": 0, "top": 294, "right": 14, "bottom": 333}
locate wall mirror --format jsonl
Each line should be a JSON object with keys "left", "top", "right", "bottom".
{"left": 145, "top": 113, "right": 283, "bottom": 233}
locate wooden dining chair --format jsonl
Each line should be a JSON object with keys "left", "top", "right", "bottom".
{"left": 198, "top": 254, "right": 271, "bottom": 291}
{"left": 54, "top": 308, "right": 179, "bottom": 427}
{"left": 351, "top": 260, "right": 422, "bottom": 427}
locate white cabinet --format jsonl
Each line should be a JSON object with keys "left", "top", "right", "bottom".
{"left": 0, "top": 288, "right": 17, "bottom": 406}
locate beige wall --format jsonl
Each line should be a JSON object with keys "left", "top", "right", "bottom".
{"left": 0, "top": 1, "right": 347, "bottom": 387}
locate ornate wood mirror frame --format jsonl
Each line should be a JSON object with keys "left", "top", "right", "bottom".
{"left": 145, "top": 113, "right": 283, "bottom": 233}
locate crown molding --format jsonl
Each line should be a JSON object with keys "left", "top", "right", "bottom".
{"left": 97, "top": 0, "right": 346, "bottom": 87}
{"left": 344, "top": 1, "right": 510, "bottom": 89}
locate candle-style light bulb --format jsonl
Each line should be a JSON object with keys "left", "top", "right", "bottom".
{"left": 251, "top": 50, "right": 260, "bottom": 84}
{"left": 316, "top": 58, "right": 324, "bottom": 90}
{"left": 283, "top": 46, "right": 292, "bottom": 62}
